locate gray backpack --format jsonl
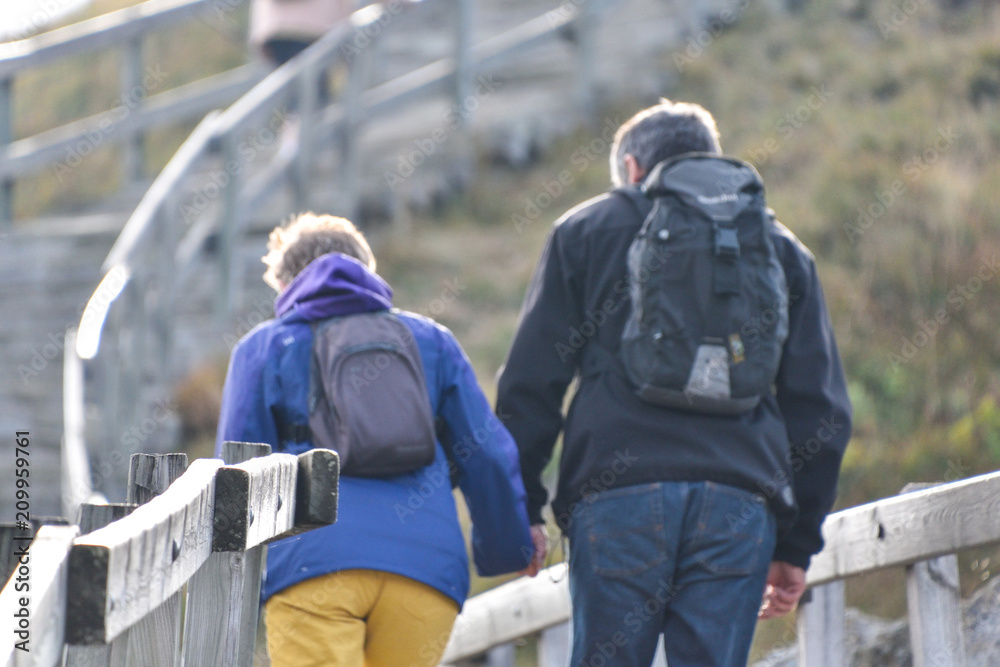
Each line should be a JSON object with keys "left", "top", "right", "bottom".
{"left": 619, "top": 153, "right": 789, "bottom": 414}
{"left": 309, "top": 310, "right": 437, "bottom": 476}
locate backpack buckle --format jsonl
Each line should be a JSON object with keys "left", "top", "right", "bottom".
{"left": 714, "top": 225, "right": 740, "bottom": 260}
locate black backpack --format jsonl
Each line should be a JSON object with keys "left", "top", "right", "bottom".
{"left": 308, "top": 310, "right": 437, "bottom": 476}
{"left": 617, "top": 153, "right": 789, "bottom": 415}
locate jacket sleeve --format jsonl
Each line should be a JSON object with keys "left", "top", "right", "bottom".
{"left": 496, "top": 225, "right": 583, "bottom": 525}
{"left": 436, "top": 329, "right": 534, "bottom": 576}
{"left": 215, "top": 335, "right": 279, "bottom": 457}
{"left": 773, "top": 246, "right": 853, "bottom": 569}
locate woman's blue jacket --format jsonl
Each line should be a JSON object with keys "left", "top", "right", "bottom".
{"left": 216, "top": 253, "right": 533, "bottom": 607}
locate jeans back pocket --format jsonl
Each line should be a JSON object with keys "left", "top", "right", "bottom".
{"left": 579, "top": 484, "right": 668, "bottom": 578}
{"left": 690, "top": 482, "right": 775, "bottom": 577}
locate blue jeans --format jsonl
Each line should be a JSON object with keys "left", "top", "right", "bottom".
{"left": 567, "top": 481, "right": 776, "bottom": 667}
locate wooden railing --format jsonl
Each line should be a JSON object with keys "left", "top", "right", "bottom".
{"left": 0, "top": 0, "right": 265, "bottom": 226}
{"left": 68, "top": 0, "right": 601, "bottom": 502}
{"left": 0, "top": 443, "right": 339, "bottom": 666}
{"left": 8, "top": 452, "right": 995, "bottom": 665}
{"left": 441, "top": 472, "right": 1000, "bottom": 666}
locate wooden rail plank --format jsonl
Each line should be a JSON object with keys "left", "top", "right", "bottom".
{"left": 0, "top": 525, "right": 38, "bottom": 588}
{"left": 807, "top": 470, "right": 1000, "bottom": 586}
{"left": 65, "top": 505, "right": 136, "bottom": 667}
{"left": 212, "top": 453, "right": 297, "bottom": 552}
{"left": 0, "top": 525, "right": 79, "bottom": 667}
{"left": 0, "top": 519, "right": 71, "bottom": 588}
{"left": 289, "top": 448, "right": 340, "bottom": 535}
{"left": 65, "top": 458, "right": 223, "bottom": 645}
{"left": 441, "top": 563, "right": 570, "bottom": 662}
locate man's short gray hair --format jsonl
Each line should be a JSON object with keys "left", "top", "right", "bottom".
{"left": 610, "top": 99, "right": 722, "bottom": 187}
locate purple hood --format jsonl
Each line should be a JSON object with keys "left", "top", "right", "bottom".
{"left": 274, "top": 253, "right": 393, "bottom": 321}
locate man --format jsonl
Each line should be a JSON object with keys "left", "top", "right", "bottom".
{"left": 497, "top": 100, "right": 852, "bottom": 666}
{"left": 216, "top": 213, "right": 533, "bottom": 666}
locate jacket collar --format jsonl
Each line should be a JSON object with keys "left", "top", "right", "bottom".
{"left": 274, "top": 253, "right": 393, "bottom": 322}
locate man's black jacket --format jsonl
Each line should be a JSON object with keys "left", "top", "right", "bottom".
{"left": 496, "top": 185, "right": 852, "bottom": 569}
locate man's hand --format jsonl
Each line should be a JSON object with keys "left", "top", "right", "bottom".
{"left": 758, "top": 561, "right": 807, "bottom": 619}
{"left": 520, "top": 524, "right": 549, "bottom": 577}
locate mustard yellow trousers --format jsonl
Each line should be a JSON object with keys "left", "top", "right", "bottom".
{"left": 264, "top": 569, "right": 459, "bottom": 667}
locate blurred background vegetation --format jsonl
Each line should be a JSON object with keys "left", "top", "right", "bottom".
{"left": 16, "top": 0, "right": 1000, "bottom": 661}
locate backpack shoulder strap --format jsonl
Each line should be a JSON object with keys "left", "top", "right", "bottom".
{"left": 609, "top": 185, "right": 652, "bottom": 218}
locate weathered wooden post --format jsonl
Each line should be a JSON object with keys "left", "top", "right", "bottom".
{"left": 216, "top": 130, "right": 241, "bottom": 322}
{"left": 64, "top": 503, "right": 137, "bottom": 667}
{"left": 182, "top": 441, "right": 274, "bottom": 667}
{"left": 0, "top": 518, "right": 71, "bottom": 586}
{"left": 453, "top": 0, "right": 476, "bottom": 114}
{"left": 573, "top": 0, "right": 599, "bottom": 117}
{"left": 78, "top": 504, "right": 137, "bottom": 534}
{"left": 336, "top": 20, "right": 376, "bottom": 220}
{"left": 182, "top": 443, "right": 339, "bottom": 666}
{"left": 153, "top": 202, "right": 178, "bottom": 381}
{"left": 121, "top": 454, "right": 189, "bottom": 666}
{"left": 293, "top": 59, "right": 319, "bottom": 213}
{"left": 797, "top": 581, "right": 846, "bottom": 667}
{"left": 120, "top": 36, "right": 146, "bottom": 186}
{"left": 65, "top": 456, "right": 223, "bottom": 662}
{"left": 900, "top": 483, "right": 967, "bottom": 667}
{"left": 906, "top": 556, "right": 967, "bottom": 667}
{"left": 0, "top": 75, "right": 11, "bottom": 226}
{"left": 484, "top": 643, "right": 515, "bottom": 666}
{"left": 63, "top": 454, "right": 188, "bottom": 667}
{"left": 538, "top": 621, "right": 571, "bottom": 666}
